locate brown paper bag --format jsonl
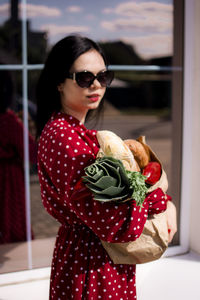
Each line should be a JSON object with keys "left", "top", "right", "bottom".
{"left": 101, "top": 136, "right": 169, "bottom": 264}
{"left": 101, "top": 211, "right": 168, "bottom": 264}
{"left": 137, "top": 135, "right": 168, "bottom": 193}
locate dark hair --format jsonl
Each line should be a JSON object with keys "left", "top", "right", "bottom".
{"left": 0, "top": 68, "right": 14, "bottom": 113}
{"left": 36, "top": 35, "right": 107, "bottom": 137}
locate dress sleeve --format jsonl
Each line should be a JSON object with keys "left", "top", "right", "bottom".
{"left": 38, "top": 125, "right": 169, "bottom": 243}
{"left": 69, "top": 184, "right": 168, "bottom": 243}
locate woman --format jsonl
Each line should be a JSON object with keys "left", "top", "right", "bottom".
{"left": 37, "top": 35, "right": 176, "bottom": 299}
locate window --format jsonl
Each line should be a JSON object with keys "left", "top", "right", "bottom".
{"left": 0, "top": 0, "right": 183, "bottom": 273}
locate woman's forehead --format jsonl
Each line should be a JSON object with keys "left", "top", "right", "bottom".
{"left": 71, "top": 50, "right": 106, "bottom": 72}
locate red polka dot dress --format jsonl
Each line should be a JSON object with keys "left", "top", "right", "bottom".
{"left": 37, "top": 112, "right": 170, "bottom": 300}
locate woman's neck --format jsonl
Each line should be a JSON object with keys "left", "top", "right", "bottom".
{"left": 60, "top": 107, "right": 87, "bottom": 124}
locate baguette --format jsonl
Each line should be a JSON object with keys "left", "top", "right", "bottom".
{"left": 96, "top": 130, "right": 140, "bottom": 172}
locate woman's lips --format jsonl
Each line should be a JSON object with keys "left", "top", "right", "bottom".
{"left": 88, "top": 94, "right": 100, "bottom": 102}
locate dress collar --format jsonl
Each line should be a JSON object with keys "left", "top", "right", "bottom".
{"left": 53, "top": 111, "right": 87, "bottom": 130}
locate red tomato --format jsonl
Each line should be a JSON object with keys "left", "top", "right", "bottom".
{"left": 142, "top": 162, "right": 161, "bottom": 185}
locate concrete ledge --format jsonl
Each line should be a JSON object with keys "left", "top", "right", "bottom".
{"left": 0, "top": 267, "right": 50, "bottom": 287}
{"left": 137, "top": 251, "right": 200, "bottom": 300}
{"left": 0, "top": 267, "right": 50, "bottom": 300}
{"left": 1, "top": 252, "right": 200, "bottom": 300}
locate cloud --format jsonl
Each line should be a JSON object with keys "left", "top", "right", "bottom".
{"left": 40, "top": 24, "right": 90, "bottom": 37}
{"left": 121, "top": 34, "right": 172, "bottom": 59}
{"left": 0, "top": 3, "right": 9, "bottom": 17}
{"left": 0, "top": 3, "right": 61, "bottom": 18}
{"left": 66, "top": 6, "right": 83, "bottom": 13}
{"left": 21, "top": 4, "right": 61, "bottom": 17}
{"left": 114, "top": 1, "right": 172, "bottom": 17}
{"left": 85, "top": 14, "right": 97, "bottom": 21}
{"left": 103, "top": 1, "right": 172, "bottom": 17}
{"left": 101, "top": 17, "right": 172, "bottom": 33}
{"left": 102, "top": 1, "right": 172, "bottom": 33}
{"left": 102, "top": 8, "right": 113, "bottom": 14}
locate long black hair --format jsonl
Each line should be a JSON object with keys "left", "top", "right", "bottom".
{"left": 36, "top": 35, "right": 107, "bottom": 137}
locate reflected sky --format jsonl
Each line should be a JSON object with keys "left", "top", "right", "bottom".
{"left": 0, "top": 0, "right": 173, "bottom": 59}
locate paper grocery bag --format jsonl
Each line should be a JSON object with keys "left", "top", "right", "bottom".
{"left": 101, "top": 211, "right": 168, "bottom": 264}
{"left": 101, "top": 136, "right": 169, "bottom": 264}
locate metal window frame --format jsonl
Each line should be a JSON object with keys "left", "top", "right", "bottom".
{"left": 165, "top": 0, "right": 194, "bottom": 256}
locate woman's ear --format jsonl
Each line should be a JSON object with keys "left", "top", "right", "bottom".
{"left": 57, "top": 84, "right": 63, "bottom": 92}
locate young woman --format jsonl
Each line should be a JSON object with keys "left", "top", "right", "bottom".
{"left": 36, "top": 35, "right": 176, "bottom": 300}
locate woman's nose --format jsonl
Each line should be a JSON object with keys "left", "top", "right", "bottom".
{"left": 90, "top": 78, "right": 102, "bottom": 89}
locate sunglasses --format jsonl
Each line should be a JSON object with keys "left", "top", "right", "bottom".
{"left": 66, "top": 70, "right": 114, "bottom": 88}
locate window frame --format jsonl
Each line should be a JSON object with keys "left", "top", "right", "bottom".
{"left": 166, "top": 0, "right": 194, "bottom": 257}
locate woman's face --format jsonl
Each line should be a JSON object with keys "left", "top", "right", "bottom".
{"left": 58, "top": 49, "right": 107, "bottom": 123}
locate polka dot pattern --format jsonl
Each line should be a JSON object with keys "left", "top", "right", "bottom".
{"left": 37, "top": 112, "right": 170, "bottom": 299}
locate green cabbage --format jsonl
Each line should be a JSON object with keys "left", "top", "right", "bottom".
{"left": 82, "top": 156, "right": 147, "bottom": 207}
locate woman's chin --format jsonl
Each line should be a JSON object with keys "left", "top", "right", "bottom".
{"left": 87, "top": 101, "right": 100, "bottom": 110}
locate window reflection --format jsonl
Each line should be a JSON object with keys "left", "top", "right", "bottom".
{"left": 0, "top": 1, "right": 9, "bottom": 26}
{"left": 0, "top": 0, "right": 22, "bottom": 64}
{"left": 0, "top": 0, "right": 173, "bottom": 65}
{"left": 105, "top": 69, "right": 171, "bottom": 109}
{"left": 0, "top": 69, "right": 37, "bottom": 245}
{"left": 26, "top": 0, "right": 173, "bottom": 64}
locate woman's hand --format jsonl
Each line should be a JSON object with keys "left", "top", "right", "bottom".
{"left": 166, "top": 201, "right": 177, "bottom": 243}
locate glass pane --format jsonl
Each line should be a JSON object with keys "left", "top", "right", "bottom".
{"left": 0, "top": 0, "right": 22, "bottom": 64}
{"left": 28, "top": 70, "right": 59, "bottom": 269}
{"left": 27, "top": 0, "right": 173, "bottom": 65}
{"left": 0, "top": 70, "right": 30, "bottom": 273}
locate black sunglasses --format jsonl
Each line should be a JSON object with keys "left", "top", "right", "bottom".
{"left": 66, "top": 70, "right": 114, "bottom": 88}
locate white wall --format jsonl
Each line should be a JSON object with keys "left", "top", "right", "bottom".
{"left": 189, "top": 0, "right": 200, "bottom": 254}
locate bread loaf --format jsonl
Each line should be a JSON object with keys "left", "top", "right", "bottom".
{"left": 96, "top": 130, "right": 140, "bottom": 172}
{"left": 124, "top": 139, "right": 150, "bottom": 169}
